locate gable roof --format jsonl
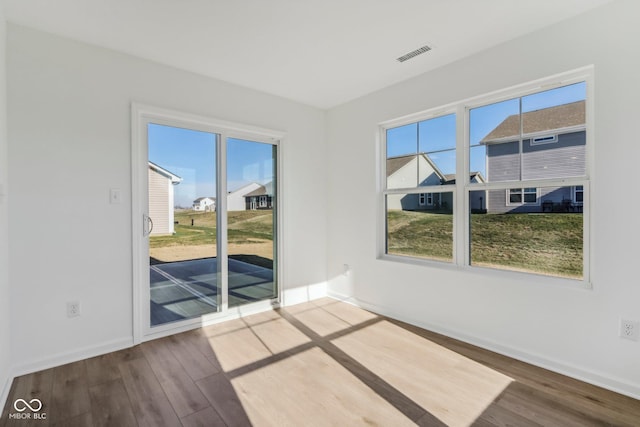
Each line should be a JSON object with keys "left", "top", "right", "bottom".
{"left": 442, "top": 172, "right": 485, "bottom": 185}
{"left": 244, "top": 181, "right": 275, "bottom": 198}
{"left": 386, "top": 155, "right": 414, "bottom": 177}
{"left": 229, "top": 182, "right": 263, "bottom": 196}
{"left": 148, "top": 161, "right": 182, "bottom": 184}
{"left": 480, "top": 100, "right": 585, "bottom": 144}
{"left": 386, "top": 154, "right": 445, "bottom": 180}
{"left": 244, "top": 186, "right": 267, "bottom": 197}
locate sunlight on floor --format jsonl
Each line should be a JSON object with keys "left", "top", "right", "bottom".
{"left": 231, "top": 347, "right": 415, "bottom": 426}
{"left": 332, "top": 320, "right": 513, "bottom": 426}
{"left": 202, "top": 298, "right": 513, "bottom": 426}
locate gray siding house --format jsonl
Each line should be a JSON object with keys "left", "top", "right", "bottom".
{"left": 482, "top": 100, "right": 585, "bottom": 213}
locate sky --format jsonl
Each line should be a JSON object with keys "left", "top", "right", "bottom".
{"left": 387, "top": 81, "right": 586, "bottom": 178}
{"left": 148, "top": 125, "right": 275, "bottom": 208}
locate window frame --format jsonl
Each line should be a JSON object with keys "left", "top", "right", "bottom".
{"left": 573, "top": 185, "right": 584, "bottom": 204}
{"left": 381, "top": 108, "right": 458, "bottom": 264}
{"left": 378, "top": 66, "right": 593, "bottom": 288}
{"left": 426, "top": 193, "right": 434, "bottom": 206}
{"left": 418, "top": 192, "right": 434, "bottom": 206}
{"left": 506, "top": 187, "right": 539, "bottom": 206}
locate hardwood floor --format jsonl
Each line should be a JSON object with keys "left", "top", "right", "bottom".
{"left": 2, "top": 298, "right": 639, "bottom": 426}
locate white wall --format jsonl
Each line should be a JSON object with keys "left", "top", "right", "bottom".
{"left": 327, "top": 0, "right": 640, "bottom": 398}
{"left": 0, "top": 0, "right": 10, "bottom": 408}
{"left": 7, "top": 24, "right": 328, "bottom": 372}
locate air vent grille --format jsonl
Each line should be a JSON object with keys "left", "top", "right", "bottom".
{"left": 396, "top": 45, "right": 432, "bottom": 63}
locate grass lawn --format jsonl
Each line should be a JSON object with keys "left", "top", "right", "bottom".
{"left": 387, "top": 210, "right": 453, "bottom": 262}
{"left": 387, "top": 210, "right": 583, "bottom": 279}
{"left": 149, "top": 210, "right": 274, "bottom": 249}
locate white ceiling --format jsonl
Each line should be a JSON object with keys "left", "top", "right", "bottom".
{"left": 5, "top": 0, "right": 613, "bottom": 109}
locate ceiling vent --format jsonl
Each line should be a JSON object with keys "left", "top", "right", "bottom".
{"left": 396, "top": 45, "right": 432, "bottom": 63}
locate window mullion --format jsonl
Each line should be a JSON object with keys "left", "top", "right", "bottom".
{"left": 457, "top": 104, "right": 467, "bottom": 267}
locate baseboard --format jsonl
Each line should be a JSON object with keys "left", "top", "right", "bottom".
{"left": 1, "top": 368, "right": 13, "bottom": 417}
{"left": 327, "top": 291, "right": 640, "bottom": 400}
{"left": 282, "top": 282, "right": 327, "bottom": 307}
{"left": 11, "top": 337, "right": 134, "bottom": 378}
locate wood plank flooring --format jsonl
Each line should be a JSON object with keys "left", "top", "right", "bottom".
{"left": 2, "top": 298, "right": 640, "bottom": 426}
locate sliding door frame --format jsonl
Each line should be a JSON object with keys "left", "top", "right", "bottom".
{"left": 131, "top": 103, "right": 285, "bottom": 344}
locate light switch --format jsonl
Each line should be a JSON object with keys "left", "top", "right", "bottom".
{"left": 110, "top": 188, "right": 122, "bottom": 204}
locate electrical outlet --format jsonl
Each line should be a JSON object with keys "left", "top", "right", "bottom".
{"left": 67, "top": 301, "right": 81, "bottom": 318}
{"left": 620, "top": 319, "right": 639, "bottom": 341}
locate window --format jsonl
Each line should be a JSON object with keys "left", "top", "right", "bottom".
{"left": 384, "top": 113, "right": 456, "bottom": 262}
{"left": 381, "top": 68, "right": 590, "bottom": 283}
{"left": 419, "top": 193, "right": 434, "bottom": 206}
{"left": 508, "top": 188, "right": 538, "bottom": 205}
{"left": 259, "top": 195, "right": 267, "bottom": 207}
{"left": 531, "top": 134, "right": 558, "bottom": 145}
{"left": 573, "top": 185, "right": 584, "bottom": 203}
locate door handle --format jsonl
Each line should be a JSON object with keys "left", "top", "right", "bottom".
{"left": 143, "top": 214, "right": 154, "bottom": 237}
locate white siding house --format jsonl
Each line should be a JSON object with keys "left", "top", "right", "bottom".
{"left": 386, "top": 154, "right": 484, "bottom": 211}
{"left": 192, "top": 197, "right": 216, "bottom": 211}
{"left": 148, "top": 162, "right": 182, "bottom": 235}
{"left": 227, "top": 182, "right": 262, "bottom": 211}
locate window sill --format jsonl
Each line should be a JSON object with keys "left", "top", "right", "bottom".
{"left": 378, "top": 254, "right": 592, "bottom": 290}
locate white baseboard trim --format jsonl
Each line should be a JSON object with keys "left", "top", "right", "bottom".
{"left": 1, "top": 369, "right": 13, "bottom": 417}
{"left": 327, "top": 291, "right": 640, "bottom": 400}
{"left": 11, "top": 337, "right": 134, "bottom": 379}
{"left": 282, "top": 282, "right": 327, "bottom": 307}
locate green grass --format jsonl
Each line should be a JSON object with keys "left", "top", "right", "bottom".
{"left": 387, "top": 210, "right": 583, "bottom": 279}
{"left": 149, "top": 210, "right": 273, "bottom": 249}
{"left": 386, "top": 210, "right": 453, "bottom": 261}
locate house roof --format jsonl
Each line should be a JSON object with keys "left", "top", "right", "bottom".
{"left": 228, "top": 182, "right": 263, "bottom": 196}
{"left": 480, "top": 100, "right": 585, "bottom": 144}
{"left": 442, "top": 171, "right": 485, "bottom": 185}
{"left": 386, "top": 155, "right": 414, "bottom": 177}
{"left": 244, "top": 181, "right": 275, "bottom": 198}
{"left": 244, "top": 186, "right": 268, "bottom": 197}
{"left": 386, "top": 154, "right": 445, "bottom": 180}
{"left": 148, "top": 161, "right": 182, "bottom": 184}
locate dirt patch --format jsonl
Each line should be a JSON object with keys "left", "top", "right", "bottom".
{"left": 150, "top": 241, "right": 273, "bottom": 263}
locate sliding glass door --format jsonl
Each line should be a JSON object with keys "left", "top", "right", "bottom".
{"left": 133, "top": 105, "right": 281, "bottom": 338}
{"left": 147, "top": 124, "right": 221, "bottom": 326}
{"left": 227, "top": 138, "right": 277, "bottom": 307}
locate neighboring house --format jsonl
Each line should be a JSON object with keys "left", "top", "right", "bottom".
{"left": 386, "top": 154, "right": 484, "bottom": 211}
{"left": 192, "top": 197, "right": 216, "bottom": 212}
{"left": 148, "top": 162, "right": 182, "bottom": 235}
{"left": 227, "top": 182, "right": 263, "bottom": 211}
{"left": 386, "top": 154, "right": 451, "bottom": 211}
{"left": 244, "top": 181, "right": 274, "bottom": 210}
{"left": 481, "top": 100, "right": 585, "bottom": 213}
{"left": 442, "top": 172, "right": 486, "bottom": 212}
